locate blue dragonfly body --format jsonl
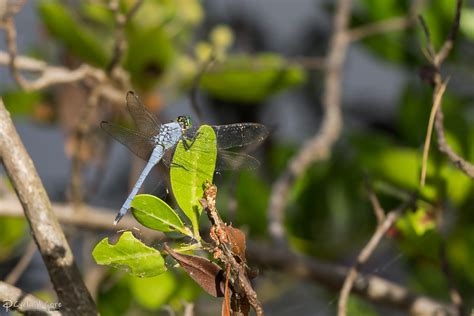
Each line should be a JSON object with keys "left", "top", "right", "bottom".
{"left": 101, "top": 91, "right": 268, "bottom": 225}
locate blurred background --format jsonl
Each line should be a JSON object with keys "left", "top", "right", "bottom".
{"left": 0, "top": 0, "right": 473, "bottom": 315}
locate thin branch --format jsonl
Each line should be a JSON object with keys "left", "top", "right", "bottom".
{"left": 364, "top": 176, "right": 385, "bottom": 224}
{"left": 418, "top": 0, "right": 474, "bottom": 181}
{"left": 3, "top": 14, "right": 29, "bottom": 89}
{"left": 246, "top": 241, "right": 457, "bottom": 316}
{"left": 0, "top": 100, "right": 97, "bottom": 315}
{"left": 4, "top": 240, "right": 37, "bottom": 285}
{"left": 107, "top": 0, "right": 144, "bottom": 75}
{"left": 0, "top": 195, "right": 163, "bottom": 240}
{"left": 348, "top": 0, "right": 425, "bottom": 42}
{"left": 0, "top": 281, "right": 62, "bottom": 315}
{"left": 0, "top": 195, "right": 457, "bottom": 315}
{"left": 434, "top": 0, "right": 462, "bottom": 67}
{"left": 0, "top": 51, "right": 124, "bottom": 103}
{"left": 439, "top": 240, "right": 463, "bottom": 315}
{"left": 201, "top": 182, "right": 264, "bottom": 316}
{"left": 268, "top": 0, "right": 351, "bottom": 245}
{"left": 349, "top": 17, "right": 413, "bottom": 42}
{"left": 435, "top": 105, "right": 474, "bottom": 178}
{"left": 420, "top": 79, "right": 449, "bottom": 186}
{"left": 338, "top": 196, "right": 416, "bottom": 316}
{"left": 70, "top": 86, "right": 102, "bottom": 208}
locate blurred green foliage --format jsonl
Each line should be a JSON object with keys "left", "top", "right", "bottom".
{"left": 0, "top": 0, "right": 473, "bottom": 313}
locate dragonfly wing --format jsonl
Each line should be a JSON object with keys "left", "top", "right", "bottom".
{"left": 101, "top": 121, "right": 154, "bottom": 161}
{"left": 183, "top": 124, "right": 269, "bottom": 150}
{"left": 216, "top": 150, "right": 261, "bottom": 170}
{"left": 126, "top": 91, "right": 161, "bottom": 137}
{"left": 213, "top": 123, "right": 269, "bottom": 149}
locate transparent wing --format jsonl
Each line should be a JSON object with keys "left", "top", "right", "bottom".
{"left": 214, "top": 123, "right": 268, "bottom": 149}
{"left": 101, "top": 121, "right": 154, "bottom": 161}
{"left": 215, "top": 150, "right": 261, "bottom": 170}
{"left": 163, "top": 147, "right": 260, "bottom": 171}
{"left": 184, "top": 123, "right": 269, "bottom": 150}
{"left": 125, "top": 91, "right": 161, "bottom": 137}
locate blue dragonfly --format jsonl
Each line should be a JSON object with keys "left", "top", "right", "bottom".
{"left": 101, "top": 91, "right": 268, "bottom": 224}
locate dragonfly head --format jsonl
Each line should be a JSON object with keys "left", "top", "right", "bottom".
{"left": 177, "top": 115, "right": 192, "bottom": 130}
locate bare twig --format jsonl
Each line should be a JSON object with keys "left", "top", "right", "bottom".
{"left": 70, "top": 86, "right": 102, "bottom": 208}
{"left": 435, "top": 105, "right": 474, "bottom": 178}
{"left": 4, "top": 240, "right": 37, "bottom": 285}
{"left": 364, "top": 176, "right": 385, "bottom": 224}
{"left": 268, "top": 0, "right": 351, "bottom": 244}
{"left": 0, "top": 195, "right": 457, "bottom": 315}
{"left": 107, "top": 0, "right": 144, "bottom": 75}
{"left": 348, "top": 0, "right": 425, "bottom": 42}
{"left": 0, "top": 100, "right": 96, "bottom": 315}
{"left": 2, "top": 14, "right": 29, "bottom": 89}
{"left": 0, "top": 51, "right": 124, "bottom": 103}
{"left": 0, "top": 281, "right": 62, "bottom": 315}
{"left": 201, "top": 182, "right": 264, "bottom": 316}
{"left": 419, "top": 0, "right": 474, "bottom": 183}
{"left": 247, "top": 241, "right": 457, "bottom": 316}
{"left": 439, "top": 240, "right": 463, "bottom": 315}
{"left": 0, "top": 194, "right": 164, "bottom": 239}
{"left": 420, "top": 79, "right": 449, "bottom": 186}
{"left": 338, "top": 196, "right": 416, "bottom": 316}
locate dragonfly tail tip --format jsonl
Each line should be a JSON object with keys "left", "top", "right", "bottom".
{"left": 113, "top": 214, "right": 123, "bottom": 225}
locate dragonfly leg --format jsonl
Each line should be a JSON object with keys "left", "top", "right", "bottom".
{"left": 182, "top": 132, "right": 200, "bottom": 151}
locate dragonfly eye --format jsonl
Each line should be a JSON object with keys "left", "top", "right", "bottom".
{"left": 177, "top": 115, "right": 192, "bottom": 130}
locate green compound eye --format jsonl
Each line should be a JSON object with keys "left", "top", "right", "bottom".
{"left": 177, "top": 115, "right": 192, "bottom": 129}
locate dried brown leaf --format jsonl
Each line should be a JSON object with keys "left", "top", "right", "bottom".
{"left": 224, "top": 225, "right": 247, "bottom": 262}
{"left": 164, "top": 244, "right": 225, "bottom": 297}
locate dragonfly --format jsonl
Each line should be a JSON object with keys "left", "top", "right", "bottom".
{"left": 101, "top": 91, "right": 268, "bottom": 225}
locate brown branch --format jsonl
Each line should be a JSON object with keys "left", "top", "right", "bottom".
{"left": 268, "top": 0, "right": 351, "bottom": 244}
{"left": 434, "top": 106, "right": 474, "bottom": 178}
{"left": 0, "top": 51, "right": 124, "bottom": 103}
{"left": 0, "top": 101, "right": 96, "bottom": 315}
{"left": 246, "top": 241, "right": 457, "bottom": 316}
{"left": 364, "top": 177, "right": 385, "bottom": 224}
{"left": 418, "top": 0, "right": 474, "bottom": 182}
{"left": 0, "top": 281, "right": 62, "bottom": 315}
{"left": 201, "top": 182, "right": 264, "bottom": 316}
{"left": 107, "top": 0, "right": 144, "bottom": 75}
{"left": 3, "top": 14, "right": 29, "bottom": 89}
{"left": 4, "top": 240, "right": 37, "bottom": 285}
{"left": 0, "top": 194, "right": 457, "bottom": 315}
{"left": 0, "top": 195, "right": 163, "bottom": 239}
{"left": 439, "top": 240, "right": 463, "bottom": 315}
{"left": 70, "top": 86, "right": 103, "bottom": 208}
{"left": 348, "top": 0, "right": 425, "bottom": 42}
{"left": 338, "top": 196, "right": 416, "bottom": 316}
{"left": 420, "top": 79, "right": 449, "bottom": 185}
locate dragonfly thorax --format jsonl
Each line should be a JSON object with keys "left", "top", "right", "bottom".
{"left": 153, "top": 121, "right": 183, "bottom": 149}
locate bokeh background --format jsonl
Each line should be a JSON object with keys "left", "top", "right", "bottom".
{"left": 0, "top": 0, "right": 473, "bottom": 315}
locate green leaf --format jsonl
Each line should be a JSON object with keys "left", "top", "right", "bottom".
{"left": 461, "top": 8, "right": 474, "bottom": 40}
{"left": 170, "top": 125, "right": 217, "bottom": 235}
{"left": 124, "top": 26, "right": 175, "bottom": 90}
{"left": 39, "top": 1, "right": 109, "bottom": 67}
{"left": 129, "top": 273, "right": 177, "bottom": 310}
{"left": 97, "top": 275, "right": 132, "bottom": 316}
{"left": 131, "top": 194, "right": 190, "bottom": 235}
{"left": 2, "top": 90, "right": 42, "bottom": 116}
{"left": 200, "top": 53, "right": 306, "bottom": 103}
{"left": 92, "top": 231, "right": 166, "bottom": 277}
{"left": 0, "top": 217, "right": 26, "bottom": 261}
